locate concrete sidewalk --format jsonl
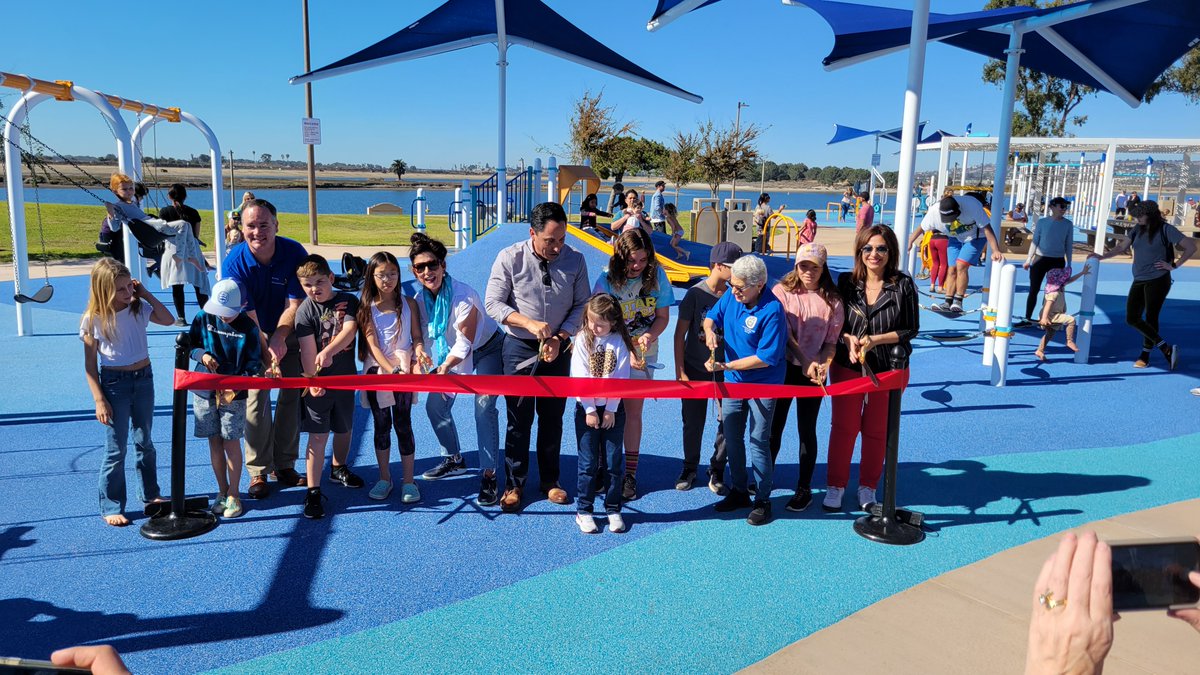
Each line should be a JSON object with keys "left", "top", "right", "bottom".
{"left": 748, "top": 499, "right": 1200, "bottom": 674}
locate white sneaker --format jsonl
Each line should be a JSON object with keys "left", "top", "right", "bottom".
{"left": 608, "top": 512, "right": 626, "bottom": 533}
{"left": 211, "top": 494, "right": 227, "bottom": 516}
{"left": 822, "top": 486, "right": 844, "bottom": 512}
{"left": 576, "top": 513, "right": 598, "bottom": 534}
{"left": 857, "top": 486, "right": 877, "bottom": 511}
{"left": 1190, "top": 387, "right": 1200, "bottom": 396}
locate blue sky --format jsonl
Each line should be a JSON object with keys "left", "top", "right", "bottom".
{"left": 2, "top": 0, "right": 1197, "bottom": 174}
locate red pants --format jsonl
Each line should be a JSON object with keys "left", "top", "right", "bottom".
{"left": 929, "top": 236, "right": 949, "bottom": 288}
{"left": 826, "top": 363, "right": 889, "bottom": 489}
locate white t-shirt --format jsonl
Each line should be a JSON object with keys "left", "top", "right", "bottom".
{"left": 920, "top": 194, "right": 989, "bottom": 242}
{"left": 79, "top": 304, "right": 152, "bottom": 367}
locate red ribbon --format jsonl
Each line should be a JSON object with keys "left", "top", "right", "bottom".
{"left": 174, "top": 368, "right": 909, "bottom": 400}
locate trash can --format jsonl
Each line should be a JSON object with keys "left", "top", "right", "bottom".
{"left": 724, "top": 198, "right": 754, "bottom": 251}
{"left": 692, "top": 198, "right": 722, "bottom": 246}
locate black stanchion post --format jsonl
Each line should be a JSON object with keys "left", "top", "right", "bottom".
{"left": 141, "top": 332, "right": 219, "bottom": 541}
{"left": 854, "top": 345, "right": 924, "bottom": 546}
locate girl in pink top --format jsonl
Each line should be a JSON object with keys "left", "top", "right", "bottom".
{"left": 799, "top": 209, "right": 818, "bottom": 246}
{"left": 768, "top": 242, "right": 844, "bottom": 512}
{"left": 856, "top": 192, "right": 874, "bottom": 231}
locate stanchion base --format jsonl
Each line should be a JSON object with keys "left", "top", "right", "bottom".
{"left": 140, "top": 510, "right": 218, "bottom": 541}
{"left": 854, "top": 515, "right": 925, "bottom": 546}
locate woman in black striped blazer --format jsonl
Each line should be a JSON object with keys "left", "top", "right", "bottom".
{"left": 822, "top": 224, "right": 919, "bottom": 513}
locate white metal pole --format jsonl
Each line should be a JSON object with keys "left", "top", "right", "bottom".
{"left": 74, "top": 86, "right": 138, "bottom": 280}
{"left": 415, "top": 187, "right": 426, "bottom": 232}
{"left": 730, "top": 102, "right": 744, "bottom": 204}
{"left": 936, "top": 139, "right": 950, "bottom": 200}
{"left": 547, "top": 156, "right": 558, "bottom": 203}
{"left": 1073, "top": 256, "right": 1100, "bottom": 365}
{"left": 4, "top": 91, "right": 51, "bottom": 336}
{"left": 991, "top": 263, "right": 1017, "bottom": 386}
{"left": 459, "top": 180, "right": 472, "bottom": 250}
{"left": 495, "top": 0, "right": 508, "bottom": 227}
{"left": 1093, "top": 144, "right": 1118, "bottom": 257}
{"left": 893, "top": 0, "right": 929, "bottom": 275}
{"left": 959, "top": 150, "right": 968, "bottom": 186}
{"left": 1143, "top": 157, "right": 1152, "bottom": 201}
{"left": 982, "top": 258, "right": 1005, "bottom": 367}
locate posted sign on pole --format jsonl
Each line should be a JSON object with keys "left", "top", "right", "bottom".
{"left": 302, "top": 117, "right": 321, "bottom": 146}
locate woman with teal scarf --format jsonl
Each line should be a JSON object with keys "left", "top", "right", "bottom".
{"left": 410, "top": 233, "right": 507, "bottom": 506}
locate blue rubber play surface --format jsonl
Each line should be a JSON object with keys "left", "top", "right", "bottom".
{"left": 1, "top": 224, "right": 1197, "bottom": 673}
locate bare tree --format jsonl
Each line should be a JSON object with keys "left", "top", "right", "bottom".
{"left": 567, "top": 89, "right": 635, "bottom": 166}
{"left": 693, "top": 119, "right": 762, "bottom": 198}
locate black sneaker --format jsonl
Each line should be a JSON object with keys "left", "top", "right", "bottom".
{"left": 302, "top": 488, "right": 327, "bottom": 519}
{"left": 714, "top": 489, "right": 752, "bottom": 513}
{"left": 675, "top": 468, "right": 697, "bottom": 491}
{"left": 330, "top": 464, "right": 364, "bottom": 488}
{"left": 422, "top": 456, "right": 467, "bottom": 480}
{"left": 747, "top": 501, "right": 772, "bottom": 526}
{"left": 622, "top": 473, "right": 638, "bottom": 501}
{"left": 477, "top": 473, "right": 499, "bottom": 506}
{"left": 707, "top": 469, "right": 727, "bottom": 496}
{"left": 786, "top": 488, "right": 813, "bottom": 512}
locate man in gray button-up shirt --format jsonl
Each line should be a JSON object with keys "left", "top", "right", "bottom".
{"left": 485, "top": 202, "right": 590, "bottom": 513}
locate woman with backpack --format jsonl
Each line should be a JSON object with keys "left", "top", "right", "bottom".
{"left": 1090, "top": 200, "right": 1195, "bottom": 369}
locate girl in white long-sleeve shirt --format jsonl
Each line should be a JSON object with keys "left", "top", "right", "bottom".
{"left": 571, "top": 293, "right": 634, "bottom": 534}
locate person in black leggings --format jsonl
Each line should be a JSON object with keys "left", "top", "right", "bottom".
{"left": 766, "top": 243, "right": 843, "bottom": 512}
{"left": 1090, "top": 201, "right": 1196, "bottom": 369}
{"left": 1023, "top": 197, "right": 1073, "bottom": 321}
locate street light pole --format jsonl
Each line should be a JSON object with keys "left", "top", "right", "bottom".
{"left": 302, "top": 0, "right": 319, "bottom": 245}
{"left": 730, "top": 101, "right": 748, "bottom": 203}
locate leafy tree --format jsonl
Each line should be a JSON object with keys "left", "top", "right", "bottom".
{"left": 634, "top": 137, "right": 669, "bottom": 175}
{"left": 693, "top": 119, "right": 762, "bottom": 198}
{"left": 663, "top": 131, "right": 699, "bottom": 199}
{"left": 390, "top": 159, "right": 407, "bottom": 181}
{"left": 596, "top": 135, "right": 640, "bottom": 182}
{"left": 259, "top": 153, "right": 272, "bottom": 164}
{"left": 1146, "top": 47, "right": 1200, "bottom": 104}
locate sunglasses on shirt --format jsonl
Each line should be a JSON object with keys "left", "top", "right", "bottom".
{"left": 539, "top": 259, "right": 552, "bottom": 287}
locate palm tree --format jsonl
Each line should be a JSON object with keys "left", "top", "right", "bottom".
{"left": 390, "top": 159, "right": 408, "bottom": 181}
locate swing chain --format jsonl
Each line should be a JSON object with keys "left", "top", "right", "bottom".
{"left": 15, "top": 113, "right": 52, "bottom": 285}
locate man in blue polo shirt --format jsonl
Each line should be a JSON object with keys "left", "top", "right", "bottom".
{"left": 703, "top": 255, "right": 786, "bottom": 525}
{"left": 222, "top": 199, "right": 309, "bottom": 499}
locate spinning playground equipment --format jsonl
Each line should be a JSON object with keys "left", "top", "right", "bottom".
{"left": 1, "top": 72, "right": 225, "bottom": 337}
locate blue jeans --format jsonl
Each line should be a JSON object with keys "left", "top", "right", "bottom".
{"left": 575, "top": 404, "right": 625, "bottom": 514}
{"left": 98, "top": 365, "right": 162, "bottom": 515}
{"left": 721, "top": 397, "right": 776, "bottom": 504}
{"left": 424, "top": 330, "right": 505, "bottom": 470}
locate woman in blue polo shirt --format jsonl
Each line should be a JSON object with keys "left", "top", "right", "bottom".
{"left": 703, "top": 255, "right": 787, "bottom": 526}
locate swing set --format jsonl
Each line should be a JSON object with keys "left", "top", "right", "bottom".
{"left": 1, "top": 72, "right": 226, "bottom": 336}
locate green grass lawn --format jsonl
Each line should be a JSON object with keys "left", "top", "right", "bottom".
{"left": 0, "top": 203, "right": 455, "bottom": 262}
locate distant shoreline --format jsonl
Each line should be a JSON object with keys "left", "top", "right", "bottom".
{"left": 0, "top": 163, "right": 869, "bottom": 194}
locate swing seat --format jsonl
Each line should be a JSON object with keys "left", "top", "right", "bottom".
{"left": 14, "top": 284, "right": 54, "bottom": 304}
{"left": 122, "top": 218, "right": 171, "bottom": 249}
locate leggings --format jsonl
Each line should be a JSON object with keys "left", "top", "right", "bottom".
{"left": 364, "top": 374, "right": 416, "bottom": 457}
{"left": 928, "top": 236, "right": 949, "bottom": 288}
{"left": 1025, "top": 256, "right": 1065, "bottom": 320}
{"left": 768, "top": 363, "right": 823, "bottom": 491}
{"left": 1126, "top": 274, "right": 1172, "bottom": 351}
{"left": 172, "top": 285, "right": 209, "bottom": 318}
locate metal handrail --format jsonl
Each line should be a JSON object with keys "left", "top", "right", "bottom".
{"left": 447, "top": 200, "right": 465, "bottom": 233}
{"left": 409, "top": 195, "right": 426, "bottom": 230}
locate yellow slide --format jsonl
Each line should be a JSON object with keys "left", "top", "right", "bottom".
{"left": 567, "top": 226, "right": 708, "bottom": 284}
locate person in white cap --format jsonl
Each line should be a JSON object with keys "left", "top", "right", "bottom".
{"left": 187, "top": 278, "right": 263, "bottom": 519}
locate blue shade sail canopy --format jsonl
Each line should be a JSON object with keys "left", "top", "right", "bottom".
{"left": 291, "top": 0, "right": 702, "bottom": 103}
{"left": 828, "top": 122, "right": 926, "bottom": 145}
{"left": 789, "top": 0, "right": 1200, "bottom": 107}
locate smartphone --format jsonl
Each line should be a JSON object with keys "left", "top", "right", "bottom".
{"left": 1109, "top": 537, "right": 1200, "bottom": 611}
{"left": 0, "top": 657, "right": 89, "bottom": 674}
